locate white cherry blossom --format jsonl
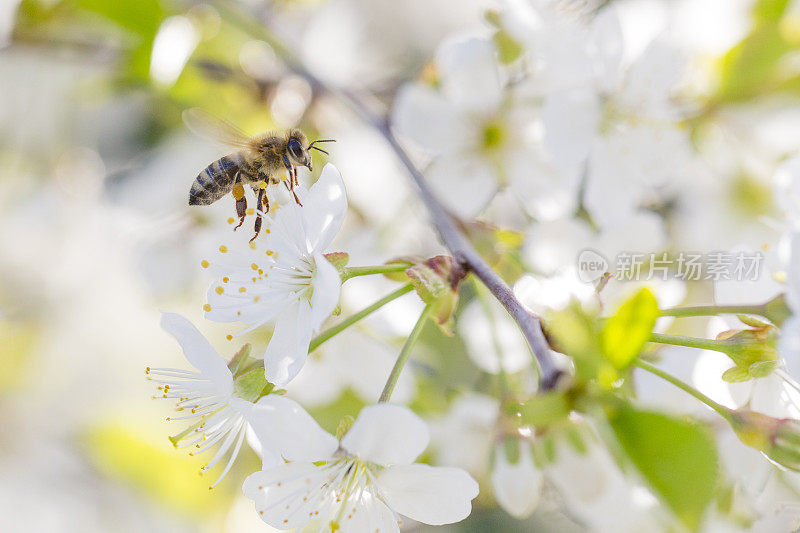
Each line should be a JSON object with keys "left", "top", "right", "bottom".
{"left": 151, "top": 312, "right": 338, "bottom": 485}
{"left": 149, "top": 312, "right": 254, "bottom": 488}
{"left": 392, "top": 36, "right": 562, "bottom": 219}
{"left": 203, "top": 164, "right": 347, "bottom": 386}
{"left": 491, "top": 440, "right": 543, "bottom": 519}
{"left": 242, "top": 403, "right": 479, "bottom": 531}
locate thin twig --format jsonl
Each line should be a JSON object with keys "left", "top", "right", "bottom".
{"left": 214, "top": 0, "right": 564, "bottom": 390}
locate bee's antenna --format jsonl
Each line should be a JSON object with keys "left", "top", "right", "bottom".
{"left": 309, "top": 139, "right": 335, "bottom": 156}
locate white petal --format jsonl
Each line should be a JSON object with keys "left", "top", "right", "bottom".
{"left": 508, "top": 150, "right": 581, "bottom": 221}
{"left": 621, "top": 40, "right": 685, "bottom": 114}
{"left": 391, "top": 84, "right": 471, "bottom": 153}
{"left": 302, "top": 163, "right": 348, "bottom": 252}
{"left": 378, "top": 464, "right": 479, "bottom": 525}
{"left": 242, "top": 462, "right": 331, "bottom": 529}
{"left": 263, "top": 299, "right": 313, "bottom": 387}
{"left": 775, "top": 156, "right": 800, "bottom": 225}
{"left": 458, "top": 299, "right": 530, "bottom": 375}
{"left": 309, "top": 251, "right": 341, "bottom": 331}
{"left": 288, "top": 353, "right": 344, "bottom": 406}
{"left": 341, "top": 495, "right": 400, "bottom": 533}
{"left": 541, "top": 88, "right": 599, "bottom": 175}
{"left": 588, "top": 5, "right": 624, "bottom": 91}
{"left": 523, "top": 218, "right": 593, "bottom": 275}
{"left": 232, "top": 395, "right": 338, "bottom": 462}
{"left": 436, "top": 36, "right": 502, "bottom": 113}
{"left": 584, "top": 134, "right": 645, "bottom": 228}
{"left": 426, "top": 153, "right": 497, "bottom": 218}
{"left": 341, "top": 404, "right": 429, "bottom": 465}
{"left": 491, "top": 441, "right": 542, "bottom": 519}
{"left": 159, "top": 312, "right": 233, "bottom": 395}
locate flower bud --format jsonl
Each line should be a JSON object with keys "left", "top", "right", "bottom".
{"left": 729, "top": 409, "right": 800, "bottom": 471}
{"left": 716, "top": 324, "right": 778, "bottom": 369}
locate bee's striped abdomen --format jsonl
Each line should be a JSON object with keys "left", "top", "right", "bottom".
{"left": 189, "top": 153, "right": 243, "bottom": 206}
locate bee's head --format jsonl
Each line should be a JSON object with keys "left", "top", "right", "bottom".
{"left": 287, "top": 130, "right": 312, "bottom": 171}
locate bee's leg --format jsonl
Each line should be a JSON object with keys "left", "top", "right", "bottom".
{"left": 281, "top": 154, "right": 303, "bottom": 207}
{"left": 232, "top": 182, "right": 246, "bottom": 231}
{"left": 254, "top": 173, "right": 270, "bottom": 214}
{"left": 288, "top": 168, "right": 303, "bottom": 207}
{"left": 262, "top": 183, "right": 270, "bottom": 214}
{"left": 250, "top": 187, "right": 265, "bottom": 242}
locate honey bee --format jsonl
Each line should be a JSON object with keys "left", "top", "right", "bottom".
{"left": 183, "top": 109, "right": 334, "bottom": 241}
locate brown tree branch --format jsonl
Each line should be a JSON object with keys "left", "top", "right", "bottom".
{"left": 213, "top": 0, "right": 564, "bottom": 390}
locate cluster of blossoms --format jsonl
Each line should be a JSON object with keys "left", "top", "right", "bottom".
{"left": 150, "top": 165, "right": 479, "bottom": 530}
{"left": 145, "top": 1, "right": 800, "bottom": 532}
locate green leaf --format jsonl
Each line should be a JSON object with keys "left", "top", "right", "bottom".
{"left": 517, "top": 391, "right": 571, "bottom": 427}
{"left": 601, "top": 288, "right": 658, "bottom": 369}
{"left": 737, "top": 314, "right": 770, "bottom": 328}
{"left": 76, "top": 0, "right": 166, "bottom": 80}
{"left": 609, "top": 407, "right": 719, "bottom": 531}
{"left": 716, "top": 18, "right": 791, "bottom": 102}
{"left": 748, "top": 359, "right": 778, "bottom": 378}
{"left": 753, "top": 0, "right": 791, "bottom": 22}
{"left": 722, "top": 366, "right": 752, "bottom": 383}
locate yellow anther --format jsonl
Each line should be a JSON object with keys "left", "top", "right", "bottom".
{"left": 259, "top": 181, "right": 267, "bottom": 189}
{"left": 254, "top": 296, "right": 261, "bottom": 302}
{"left": 201, "top": 259, "right": 209, "bottom": 268}
{"left": 215, "top": 286, "right": 224, "bottom": 295}
{"left": 249, "top": 241, "right": 256, "bottom": 250}
{"left": 145, "top": 367, "right": 151, "bottom": 373}
{"left": 246, "top": 208, "right": 255, "bottom": 215}
{"left": 222, "top": 276, "right": 229, "bottom": 283}
{"left": 251, "top": 263, "right": 259, "bottom": 270}
{"left": 266, "top": 250, "right": 274, "bottom": 256}
{"left": 227, "top": 217, "right": 235, "bottom": 224}
{"left": 203, "top": 304, "right": 212, "bottom": 312}
{"left": 226, "top": 334, "right": 233, "bottom": 341}
{"left": 239, "top": 287, "right": 246, "bottom": 293}
{"left": 219, "top": 245, "right": 228, "bottom": 253}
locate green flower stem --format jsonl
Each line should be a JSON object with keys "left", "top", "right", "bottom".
{"left": 309, "top": 284, "right": 414, "bottom": 353}
{"left": 634, "top": 359, "right": 731, "bottom": 419}
{"left": 659, "top": 304, "right": 765, "bottom": 318}
{"left": 649, "top": 332, "right": 729, "bottom": 354}
{"left": 340, "top": 263, "right": 413, "bottom": 282}
{"left": 379, "top": 303, "right": 433, "bottom": 403}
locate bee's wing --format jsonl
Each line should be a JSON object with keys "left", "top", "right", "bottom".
{"left": 182, "top": 108, "right": 254, "bottom": 150}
